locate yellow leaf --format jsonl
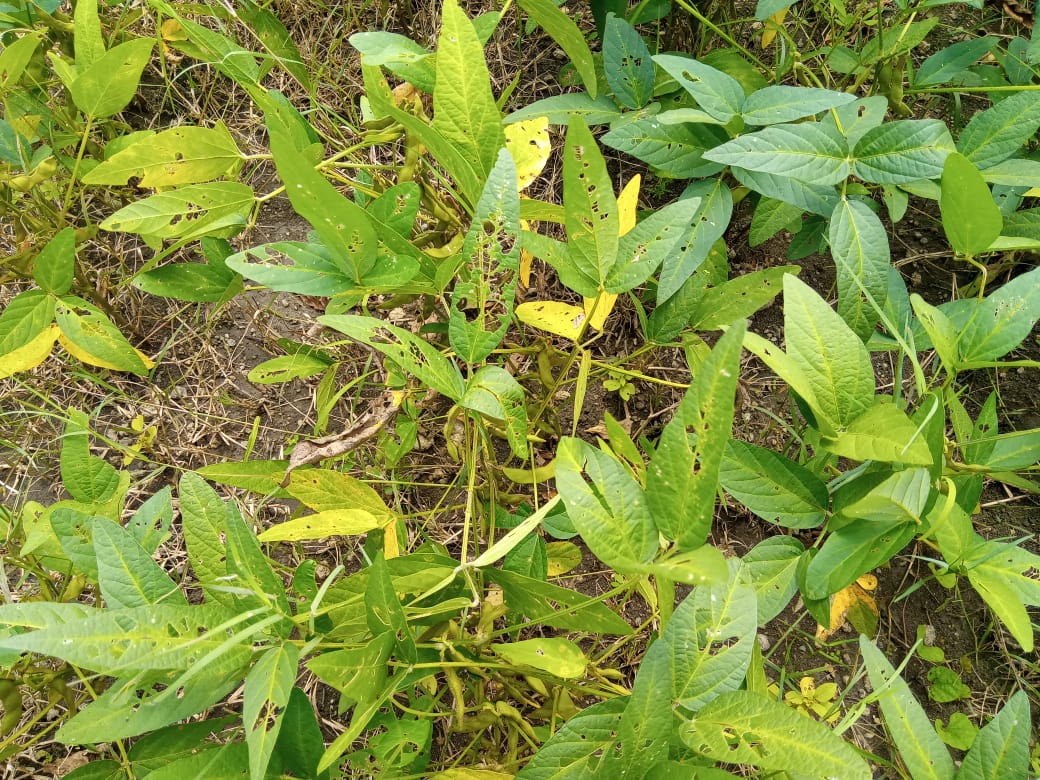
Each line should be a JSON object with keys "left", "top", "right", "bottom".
{"left": 816, "top": 573, "right": 879, "bottom": 641}
{"left": 516, "top": 300, "right": 587, "bottom": 341}
{"left": 383, "top": 519, "right": 401, "bottom": 559}
{"left": 546, "top": 541, "right": 582, "bottom": 576}
{"left": 58, "top": 333, "right": 141, "bottom": 372}
{"left": 0, "top": 324, "right": 58, "bottom": 379}
{"left": 761, "top": 8, "right": 789, "bottom": 48}
{"left": 160, "top": 18, "right": 188, "bottom": 42}
{"left": 505, "top": 117, "right": 551, "bottom": 192}
{"left": 257, "top": 508, "right": 382, "bottom": 542}
{"left": 617, "top": 174, "right": 641, "bottom": 237}
{"left": 519, "top": 215, "right": 533, "bottom": 288}
{"left": 582, "top": 292, "right": 617, "bottom": 331}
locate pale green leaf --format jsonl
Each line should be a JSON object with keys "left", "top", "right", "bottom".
{"left": 55, "top": 298, "right": 149, "bottom": 375}
{"left": 93, "top": 519, "right": 186, "bottom": 609}
{"left": 32, "top": 227, "right": 76, "bottom": 296}
{"left": 732, "top": 166, "right": 839, "bottom": 216}
{"left": 59, "top": 409, "right": 121, "bottom": 505}
{"left": 0, "top": 290, "right": 55, "bottom": 356}
{"left": 657, "top": 179, "right": 732, "bottom": 304}
{"left": 73, "top": 0, "right": 103, "bottom": 71}
{"left": 84, "top": 124, "right": 243, "bottom": 187}
{"left": 318, "top": 314, "right": 465, "bottom": 401}
{"left": 69, "top": 38, "right": 154, "bottom": 118}
{"left": 179, "top": 472, "right": 232, "bottom": 605}
{"left": 957, "top": 691, "right": 1031, "bottom": 780}
{"left": 653, "top": 54, "right": 745, "bottom": 123}
{"left": 555, "top": 437, "right": 657, "bottom": 570}
{"left": 685, "top": 690, "right": 872, "bottom": 779}
{"left": 257, "top": 509, "right": 383, "bottom": 542}
{"left": 860, "top": 637, "right": 955, "bottom": 780}
{"left": 740, "top": 536, "right": 804, "bottom": 624}
{"left": 516, "top": 698, "right": 626, "bottom": 779}
{"left": 823, "top": 403, "right": 934, "bottom": 465}
{"left": 783, "top": 274, "right": 874, "bottom": 430}
{"left": 494, "top": 638, "right": 586, "bottom": 678}
{"left": 688, "top": 265, "right": 798, "bottom": 330}
{"left": 432, "top": 0, "right": 505, "bottom": 180}
{"left": 101, "top": 182, "right": 254, "bottom": 241}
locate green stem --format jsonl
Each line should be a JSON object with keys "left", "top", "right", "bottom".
{"left": 60, "top": 114, "right": 95, "bottom": 221}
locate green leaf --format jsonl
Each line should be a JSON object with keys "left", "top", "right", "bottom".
{"left": 859, "top": 17, "right": 940, "bottom": 64}
{"left": 740, "top": 85, "right": 855, "bottom": 126}
{"left": 223, "top": 502, "right": 291, "bottom": 622}
{"left": 619, "top": 646, "right": 672, "bottom": 773}
{"left": 164, "top": 16, "right": 263, "bottom": 101}
{"left": 194, "top": 460, "right": 290, "bottom": 497}
{"left": 55, "top": 299, "right": 149, "bottom": 375}
{"left": 318, "top": 314, "right": 465, "bottom": 401}
{"left": 958, "top": 90, "right": 1040, "bottom": 169}
{"left": 449, "top": 149, "right": 520, "bottom": 363}
{"left": 461, "top": 365, "right": 528, "bottom": 458}
{"left": 852, "top": 120, "right": 955, "bottom": 184}
{"left": 806, "top": 518, "right": 916, "bottom": 600}
{"left": 350, "top": 31, "right": 435, "bottom": 92}
{"left": 269, "top": 131, "right": 376, "bottom": 283}
{"left": 59, "top": 409, "right": 120, "bottom": 504}
{"left": 247, "top": 353, "right": 331, "bottom": 385}
{"left": 602, "top": 116, "right": 728, "bottom": 180}
{"left": 366, "top": 553, "right": 417, "bottom": 663}
{"left": 555, "top": 437, "right": 657, "bottom": 569}
{"left": 688, "top": 265, "right": 798, "bottom": 330}
{"left": 957, "top": 691, "right": 1030, "bottom": 780}
{"left": 225, "top": 241, "right": 355, "bottom": 296}
{"left": 657, "top": 179, "right": 732, "bottom": 304}
{"left": 783, "top": 274, "right": 874, "bottom": 430}
{"left": 235, "top": 0, "right": 311, "bottom": 92}
{"left": 140, "top": 742, "right": 249, "bottom": 780}
{"left": 740, "top": 536, "right": 805, "bottom": 624}
{"left": 750, "top": 197, "right": 802, "bottom": 246}
{"left": 244, "top": 644, "right": 298, "bottom": 780}
{"left": 721, "top": 440, "right": 827, "bottom": 529}
{"left": 955, "top": 265, "right": 1040, "bottom": 364}
{"left": 129, "top": 486, "right": 174, "bottom": 554}
{"left": 940, "top": 153, "right": 1003, "bottom": 256}
{"left": 432, "top": 0, "right": 506, "bottom": 181}
{"left": 494, "top": 638, "right": 587, "bottom": 678}
{"left": 32, "top": 227, "right": 76, "bottom": 296}
{"left": 610, "top": 196, "right": 699, "bottom": 293}
{"left": 927, "top": 666, "right": 971, "bottom": 703}
{"left": 732, "top": 166, "right": 839, "bottom": 216}
{"left": 134, "top": 261, "right": 243, "bottom": 303}
{"left": 653, "top": 54, "right": 745, "bottom": 123}
{"left": 915, "top": 37, "right": 996, "bottom": 87}
{"left": 516, "top": 0, "right": 597, "bottom": 99}
{"left": 0, "top": 604, "right": 251, "bottom": 675}
{"left": 271, "top": 688, "right": 327, "bottom": 780}
{"left": 603, "top": 13, "right": 654, "bottom": 109}
{"left": 93, "top": 519, "right": 186, "bottom": 609}
{"left": 647, "top": 322, "right": 746, "bottom": 548}
{"left": 562, "top": 118, "right": 619, "bottom": 294}
{"left": 830, "top": 198, "right": 890, "bottom": 341}
{"left": 485, "top": 568, "right": 634, "bottom": 635}
{"left": 57, "top": 668, "right": 241, "bottom": 744}
{"left": 704, "top": 123, "right": 851, "bottom": 185}
{"left": 129, "top": 716, "right": 239, "bottom": 774}
{"left": 665, "top": 567, "right": 757, "bottom": 711}
{"left": 823, "top": 95, "right": 888, "bottom": 148}
{"left": 63, "top": 761, "right": 123, "bottom": 780}
{"left": 935, "top": 712, "right": 978, "bottom": 751}
{"left": 69, "top": 38, "right": 153, "bottom": 118}
{"left": 516, "top": 698, "right": 626, "bottom": 779}
{"left": 823, "top": 402, "right": 934, "bottom": 465}
{"left": 178, "top": 472, "right": 232, "bottom": 605}
{"left": 0, "top": 290, "right": 55, "bottom": 357}
{"left": 85, "top": 124, "right": 242, "bottom": 187}
{"left": 684, "top": 690, "right": 872, "bottom": 779}
{"left": 100, "top": 182, "right": 253, "bottom": 242}
{"left": 504, "top": 93, "right": 620, "bottom": 126}
{"left": 982, "top": 429, "right": 1040, "bottom": 471}
{"left": 860, "top": 637, "right": 955, "bottom": 780}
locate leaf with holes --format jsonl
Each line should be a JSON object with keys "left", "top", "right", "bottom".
{"left": 84, "top": 124, "right": 243, "bottom": 187}
{"left": 101, "top": 182, "right": 253, "bottom": 243}
{"left": 740, "top": 85, "right": 855, "bottom": 126}
{"left": 602, "top": 116, "right": 727, "bottom": 179}
{"left": 657, "top": 179, "right": 732, "bottom": 304}
{"left": 653, "top": 54, "right": 745, "bottom": 123}
{"left": 721, "top": 440, "right": 827, "bottom": 529}
{"left": 93, "top": 519, "right": 186, "bottom": 609}
{"left": 647, "top": 322, "right": 746, "bottom": 548}
{"left": 245, "top": 644, "right": 298, "bottom": 780}
{"left": 461, "top": 365, "right": 528, "bottom": 458}
{"left": 603, "top": 13, "right": 654, "bottom": 109}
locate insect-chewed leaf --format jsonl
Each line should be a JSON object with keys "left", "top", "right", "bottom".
{"left": 505, "top": 117, "right": 551, "bottom": 191}
{"left": 494, "top": 638, "right": 587, "bottom": 678}
{"left": 515, "top": 300, "right": 587, "bottom": 341}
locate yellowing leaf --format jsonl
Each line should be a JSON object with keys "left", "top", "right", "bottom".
{"left": 257, "top": 508, "right": 384, "bottom": 542}
{"left": 122, "top": 414, "right": 158, "bottom": 466}
{"left": 505, "top": 117, "right": 551, "bottom": 192}
{"left": 546, "top": 541, "right": 582, "bottom": 576}
{"left": 519, "top": 215, "right": 534, "bottom": 287}
{"left": 160, "top": 18, "right": 188, "bottom": 42}
{"left": 582, "top": 291, "right": 617, "bottom": 331}
{"left": 617, "top": 174, "right": 640, "bottom": 237}
{"left": 0, "top": 323, "right": 58, "bottom": 378}
{"left": 516, "top": 300, "right": 587, "bottom": 341}
{"left": 500, "top": 460, "right": 556, "bottom": 483}
{"left": 762, "top": 8, "right": 789, "bottom": 48}
{"left": 816, "top": 574, "right": 879, "bottom": 641}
